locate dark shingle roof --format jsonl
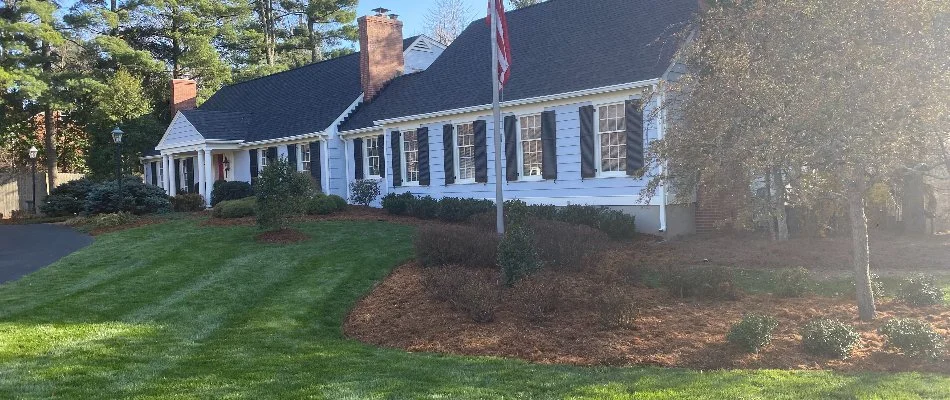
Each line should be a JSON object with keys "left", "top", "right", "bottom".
{"left": 180, "top": 110, "right": 249, "bottom": 140}
{"left": 340, "top": 0, "right": 697, "bottom": 132}
{"left": 195, "top": 36, "right": 422, "bottom": 142}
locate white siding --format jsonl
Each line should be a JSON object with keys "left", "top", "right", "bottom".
{"left": 157, "top": 113, "right": 203, "bottom": 150}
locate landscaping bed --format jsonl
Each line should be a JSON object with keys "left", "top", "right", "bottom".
{"left": 345, "top": 262, "right": 950, "bottom": 373}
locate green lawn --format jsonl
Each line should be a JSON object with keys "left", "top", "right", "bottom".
{"left": 1, "top": 219, "right": 948, "bottom": 399}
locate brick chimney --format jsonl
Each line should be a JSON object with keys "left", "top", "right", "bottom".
{"left": 170, "top": 79, "right": 197, "bottom": 117}
{"left": 359, "top": 9, "right": 405, "bottom": 102}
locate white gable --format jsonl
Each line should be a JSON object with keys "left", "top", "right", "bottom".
{"left": 156, "top": 112, "right": 204, "bottom": 151}
{"left": 405, "top": 36, "right": 447, "bottom": 74}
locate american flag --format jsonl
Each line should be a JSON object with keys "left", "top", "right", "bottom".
{"left": 487, "top": 0, "right": 512, "bottom": 88}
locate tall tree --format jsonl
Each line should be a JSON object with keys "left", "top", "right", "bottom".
{"left": 281, "top": 0, "right": 357, "bottom": 66}
{"left": 507, "top": 0, "right": 543, "bottom": 9}
{"left": 424, "top": 0, "right": 472, "bottom": 45}
{"left": 651, "top": 0, "right": 949, "bottom": 320}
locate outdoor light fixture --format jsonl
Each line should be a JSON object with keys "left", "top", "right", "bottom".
{"left": 222, "top": 157, "right": 231, "bottom": 178}
{"left": 112, "top": 126, "right": 124, "bottom": 192}
{"left": 111, "top": 126, "right": 124, "bottom": 144}
{"left": 28, "top": 146, "right": 38, "bottom": 214}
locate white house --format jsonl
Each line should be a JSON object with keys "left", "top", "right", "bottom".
{"left": 143, "top": 0, "right": 701, "bottom": 236}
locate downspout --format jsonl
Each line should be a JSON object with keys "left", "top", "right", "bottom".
{"left": 655, "top": 85, "right": 668, "bottom": 234}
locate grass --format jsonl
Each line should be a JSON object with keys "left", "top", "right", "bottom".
{"left": 0, "top": 219, "right": 948, "bottom": 399}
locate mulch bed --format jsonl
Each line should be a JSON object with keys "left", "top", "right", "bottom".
{"left": 344, "top": 263, "right": 950, "bottom": 373}
{"left": 86, "top": 218, "right": 165, "bottom": 236}
{"left": 201, "top": 207, "right": 424, "bottom": 227}
{"left": 255, "top": 228, "right": 310, "bottom": 244}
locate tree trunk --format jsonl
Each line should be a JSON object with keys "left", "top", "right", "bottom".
{"left": 847, "top": 172, "right": 875, "bottom": 321}
{"left": 773, "top": 169, "right": 790, "bottom": 240}
{"left": 41, "top": 41, "right": 57, "bottom": 189}
{"left": 901, "top": 171, "right": 927, "bottom": 235}
{"left": 765, "top": 171, "right": 777, "bottom": 240}
{"left": 307, "top": 17, "right": 321, "bottom": 63}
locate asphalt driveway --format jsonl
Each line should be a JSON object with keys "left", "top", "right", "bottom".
{"left": 0, "top": 224, "right": 93, "bottom": 284}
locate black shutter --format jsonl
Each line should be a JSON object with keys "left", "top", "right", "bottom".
{"left": 579, "top": 105, "right": 596, "bottom": 178}
{"left": 504, "top": 115, "right": 518, "bottom": 181}
{"left": 377, "top": 134, "right": 386, "bottom": 178}
{"left": 249, "top": 149, "right": 259, "bottom": 178}
{"left": 443, "top": 124, "right": 455, "bottom": 185}
{"left": 473, "top": 120, "right": 488, "bottom": 183}
{"left": 625, "top": 100, "right": 644, "bottom": 174}
{"left": 185, "top": 158, "right": 195, "bottom": 193}
{"left": 391, "top": 131, "right": 402, "bottom": 187}
{"left": 353, "top": 138, "right": 364, "bottom": 180}
{"left": 150, "top": 162, "right": 158, "bottom": 185}
{"left": 541, "top": 110, "right": 558, "bottom": 180}
{"left": 287, "top": 144, "right": 297, "bottom": 169}
{"left": 417, "top": 127, "right": 430, "bottom": 186}
{"left": 266, "top": 147, "right": 278, "bottom": 162}
{"left": 309, "top": 142, "right": 322, "bottom": 191}
{"left": 173, "top": 159, "right": 180, "bottom": 191}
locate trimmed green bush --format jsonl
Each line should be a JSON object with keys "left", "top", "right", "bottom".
{"left": 728, "top": 314, "right": 779, "bottom": 353}
{"left": 897, "top": 274, "right": 945, "bottom": 306}
{"left": 212, "top": 197, "right": 256, "bottom": 218}
{"left": 528, "top": 218, "right": 606, "bottom": 270}
{"left": 774, "top": 267, "right": 815, "bottom": 298}
{"left": 65, "top": 212, "right": 138, "bottom": 232}
{"left": 414, "top": 224, "right": 499, "bottom": 268}
{"left": 801, "top": 318, "right": 860, "bottom": 359}
{"left": 408, "top": 195, "right": 439, "bottom": 219}
{"left": 349, "top": 179, "right": 380, "bottom": 206}
{"left": 84, "top": 177, "right": 171, "bottom": 215}
{"left": 211, "top": 181, "right": 254, "bottom": 206}
{"left": 42, "top": 178, "right": 96, "bottom": 217}
{"left": 662, "top": 266, "right": 742, "bottom": 300}
{"left": 255, "top": 158, "right": 312, "bottom": 230}
{"left": 556, "top": 204, "right": 603, "bottom": 227}
{"left": 306, "top": 195, "right": 337, "bottom": 215}
{"left": 437, "top": 197, "right": 495, "bottom": 223}
{"left": 381, "top": 192, "right": 416, "bottom": 215}
{"left": 327, "top": 194, "right": 348, "bottom": 211}
{"left": 498, "top": 225, "right": 541, "bottom": 286}
{"left": 171, "top": 193, "right": 205, "bottom": 212}
{"left": 879, "top": 319, "right": 945, "bottom": 359}
{"left": 596, "top": 209, "right": 637, "bottom": 240}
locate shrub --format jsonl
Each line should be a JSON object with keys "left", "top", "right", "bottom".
{"left": 662, "top": 266, "right": 742, "bottom": 300}
{"left": 528, "top": 219, "right": 606, "bottom": 270}
{"left": 212, "top": 197, "right": 256, "bottom": 218}
{"left": 415, "top": 224, "right": 499, "bottom": 268}
{"left": 381, "top": 192, "right": 416, "bottom": 215}
{"left": 170, "top": 193, "right": 205, "bottom": 212}
{"left": 84, "top": 177, "right": 171, "bottom": 215}
{"left": 65, "top": 212, "right": 138, "bottom": 232}
{"left": 498, "top": 225, "right": 541, "bottom": 286}
{"left": 897, "top": 274, "right": 945, "bottom": 306}
{"left": 513, "top": 272, "right": 563, "bottom": 322}
{"left": 409, "top": 195, "right": 439, "bottom": 219}
{"left": 728, "top": 314, "right": 779, "bottom": 353}
{"left": 349, "top": 179, "right": 380, "bottom": 206}
{"left": 596, "top": 286, "right": 637, "bottom": 329}
{"left": 801, "top": 318, "right": 860, "bottom": 359}
{"left": 306, "top": 195, "right": 337, "bottom": 215}
{"left": 41, "top": 178, "right": 96, "bottom": 217}
{"left": 255, "top": 159, "right": 312, "bottom": 230}
{"left": 556, "top": 205, "right": 603, "bottom": 227}
{"left": 211, "top": 181, "right": 254, "bottom": 206}
{"left": 437, "top": 197, "right": 495, "bottom": 223}
{"left": 774, "top": 267, "right": 814, "bottom": 298}
{"left": 328, "top": 195, "right": 348, "bottom": 211}
{"left": 879, "top": 319, "right": 945, "bottom": 359}
{"left": 423, "top": 266, "right": 500, "bottom": 323}
{"left": 596, "top": 209, "right": 637, "bottom": 240}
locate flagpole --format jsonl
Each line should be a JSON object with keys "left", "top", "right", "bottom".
{"left": 490, "top": 0, "right": 505, "bottom": 236}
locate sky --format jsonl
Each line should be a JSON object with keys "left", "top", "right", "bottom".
{"left": 357, "top": 0, "right": 487, "bottom": 38}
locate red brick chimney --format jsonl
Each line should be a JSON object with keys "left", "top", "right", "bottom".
{"left": 170, "top": 79, "right": 197, "bottom": 117}
{"left": 358, "top": 9, "right": 405, "bottom": 102}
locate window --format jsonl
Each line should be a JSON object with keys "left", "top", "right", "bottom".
{"left": 598, "top": 103, "right": 626, "bottom": 174}
{"left": 455, "top": 122, "right": 475, "bottom": 182}
{"left": 403, "top": 130, "right": 419, "bottom": 183}
{"left": 519, "top": 114, "right": 542, "bottom": 178}
{"left": 300, "top": 144, "right": 311, "bottom": 172}
{"left": 365, "top": 137, "right": 382, "bottom": 177}
{"left": 259, "top": 148, "right": 269, "bottom": 171}
{"left": 158, "top": 162, "right": 164, "bottom": 185}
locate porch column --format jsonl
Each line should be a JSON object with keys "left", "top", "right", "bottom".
{"left": 196, "top": 151, "right": 205, "bottom": 201}
{"left": 169, "top": 157, "right": 178, "bottom": 196}
{"left": 203, "top": 150, "right": 214, "bottom": 207}
{"left": 163, "top": 155, "right": 172, "bottom": 194}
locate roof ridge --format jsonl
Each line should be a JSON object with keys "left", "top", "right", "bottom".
{"left": 218, "top": 51, "right": 361, "bottom": 91}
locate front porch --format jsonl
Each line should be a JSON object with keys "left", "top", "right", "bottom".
{"left": 145, "top": 146, "right": 246, "bottom": 206}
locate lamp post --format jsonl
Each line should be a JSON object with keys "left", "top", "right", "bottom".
{"left": 112, "top": 127, "right": 124, "bottom": 193}
{"left": 28, "top": 146, "right": 38, "bottom": 215}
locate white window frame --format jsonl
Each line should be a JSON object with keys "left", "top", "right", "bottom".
{"left": 363, "top": 136, "right": 383, "bottom": 179}
{"left": 298, "top": 144, "right": 311, "bottom": 172}
{"left": 516, "top": 114, "right": 544, "bottom": 182}
{"left": 453, "top": 122, "right": 477, "bottom": 184}
{"left": 157, "top": 162, "right": 164, "bottom": 185}
{"left": 259, "top": 148, "right": 270, "bottom": 172}
{"left": 594, "top": 102, "right": 628, "bottom": 178}
{"left": 400, "top": 130, "right": 420, "bottom": 186}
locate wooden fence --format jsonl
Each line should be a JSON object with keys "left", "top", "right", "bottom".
{"left": 0, "top": 172, "right": 84, "bottom": 218}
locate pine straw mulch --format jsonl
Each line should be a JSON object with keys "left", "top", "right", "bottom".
{"left": 344, "top": 263, "right": 950, "bottom": 374}
{"left": 255, "top": 228, "right": 310, "bottom": 244}
{"left": 86, "top": 219, "right": 164, "bottom": 236}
